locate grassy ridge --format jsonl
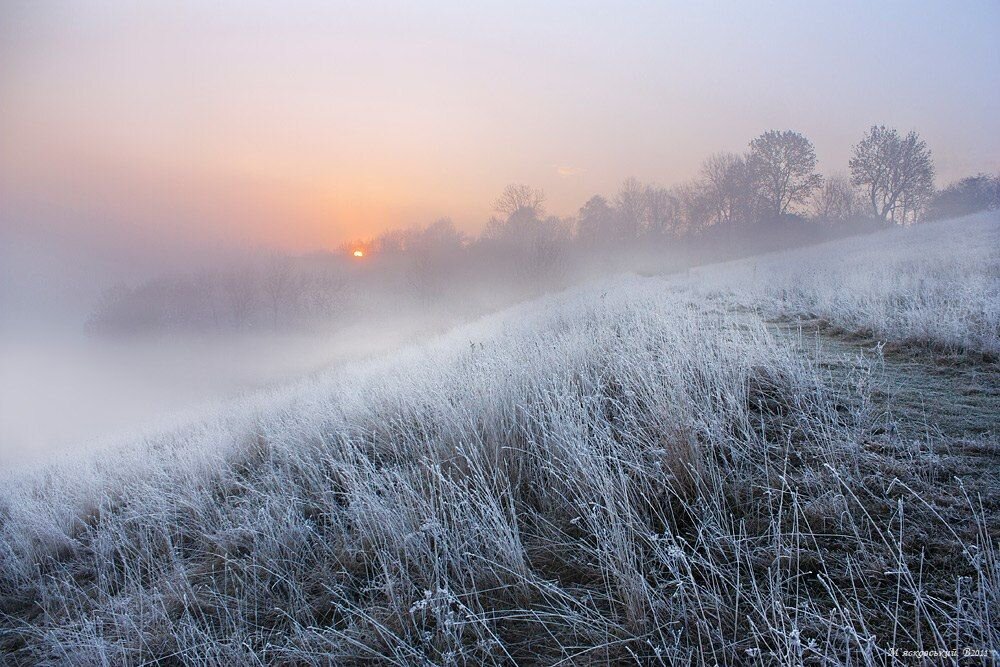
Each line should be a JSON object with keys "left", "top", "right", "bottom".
{"left": 689, "top": 212, "right": 1000, "bottom": 357}
{"left": 2, "top": 224, "right": 998, "bottom": 664}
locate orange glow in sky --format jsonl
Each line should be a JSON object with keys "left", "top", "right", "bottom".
{"left": 2, "top": 2, "right": 998, "bottom": 259}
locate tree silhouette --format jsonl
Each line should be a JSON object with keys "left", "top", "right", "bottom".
{"left": 748, "top": 130, "right": 822, "bottom": 216}
{"left": 850, "top": 125, "right": 934, "bottom": 224}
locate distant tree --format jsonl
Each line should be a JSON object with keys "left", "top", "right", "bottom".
{"left": 576, "top": 195, "right": 616, "bottom": 243}
{"left": 850, "top": 125, "right": 935, "bottom": 224}
{"left": 493, "top": 184, "right": 545, "bottom": 219}
{"left": 614, "top": 178, "right": 647, "bottom": 241}
{"left": 812, "top": 173, "right": 862, "bottom": 221}
{"left": 420, "top": 218, "right": 466, "bottom": 250}
{"left": 301, "top": 267, "right": 346, "bottom": 321}
{"left": 672, "top": 182, "right": 713, "bottom": 234}
{"left": 701, "top": 152, "right": 756, "bottom": 225}
{"left": 408, "top": 218, "right": 466, "bottom": 298}
{"left": 482, "top": 186, "right": 570, "bottom": 287}
{"left": 926, "top": 174, "right": 1000, "bottom": 220}
{"left": 375, "top": 228, "right": 408, "bottom": 255}
{"left": 748, "top": 130, "right": 822, "bottom": 216}
{"left": 642, "top": 185, "right": 681, "bottom": 237}
{"left": 481, "top": 215, "right": 507, "bottom": 243}
{"left": 526, "top": 215, "right": 572, "bottom": 284}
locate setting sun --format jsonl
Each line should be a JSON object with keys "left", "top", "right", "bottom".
{"left": 353, "top": 249, "right": 365, "bottom": 258}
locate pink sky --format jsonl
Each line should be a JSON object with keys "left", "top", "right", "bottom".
{"left": 2, "top": 1, "right": 998, "bottom": 257}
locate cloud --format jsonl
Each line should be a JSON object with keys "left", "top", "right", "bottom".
{"left": 556, "top": 165, "right": 584, "bottom": 177}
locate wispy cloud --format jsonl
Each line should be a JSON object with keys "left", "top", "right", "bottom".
{"left": 556, "top": 165, "right": 584, "bottom": 177}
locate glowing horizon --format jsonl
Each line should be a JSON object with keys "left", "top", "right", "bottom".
{"left": 2, "top": 1, "right": 998, "bottom": 262}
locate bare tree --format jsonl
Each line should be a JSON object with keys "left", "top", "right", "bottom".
{"left": 576, "top": 195, "right": 616, "bottom": 244}
{"left": 642, "top": 185, "right": 681, "bottom": 237}
{"left": 850, "top": 125, "right": 934, "bottom": 224}
{"left": 519, "top": 215, "right": 571, "bottom": 286}
{"left": 925, "top": 174, "right": 998, "bottom": 221}
{"left": 408, "top": 219, "right": 466, "bottom": 300}
{"left": 812, "top": 173, "right": 862, "bottom": 222}
{"left": 671, "top": 182, "right": 713, "bottom": 234}
{"left": 301, "top": 267, "right": 346, "bottom": 321}
{"left": 614, "top": 178, "right": 646, "bottom": 241}
{"left": 701, "top": 152, "right": 756, "bottom": 225}
{"left": 748, "top": 130, "right": 822, "bottom": 216}
{"left": 493, "top": 184, "right": 545, "bottom": 220}
{"left": 375, "top": 228, "right": 407, "bottom": 255}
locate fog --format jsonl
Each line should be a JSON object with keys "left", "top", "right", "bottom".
{"left": 0, "top": 232, "right": 463, "bottom": 468}
{"left": 0, "top": 325, "right": 447, "bottom": 468}
{"left": 4, "top": 5, "right": 1000, "bottom": 663}
{"left": 4, "top": 134, "right": 999, "bottom": 468}
{"left": 2, "top": 0, "right": 998, "bottom": 468}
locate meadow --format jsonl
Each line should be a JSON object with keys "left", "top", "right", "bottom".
{"left": 1, "top": 214, "right": 998, "bottom": 664}
{"left": 688, "top": 212, "right": 1000, "bottom": 357}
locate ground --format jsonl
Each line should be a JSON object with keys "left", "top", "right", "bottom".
{"left": 1, "top": 216, "right": 998, "bottom": 665}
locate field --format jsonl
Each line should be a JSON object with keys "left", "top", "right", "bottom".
{"left": 687, "top": 212, "right": 1000, "bottom": 358}
{"left": 1, "top": 214, "right": 998, "bottom": 664}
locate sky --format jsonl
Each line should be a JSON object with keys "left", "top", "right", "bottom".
{"left": 2, "top": 0, "right": 999, "bottom": 265}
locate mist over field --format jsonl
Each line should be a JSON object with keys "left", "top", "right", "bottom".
{"left": 2, "top": 1, "right": 999, "bottom": 664}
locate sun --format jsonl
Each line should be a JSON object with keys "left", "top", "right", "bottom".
{"left": 352, "top": 249, "right": 364, "bottom": 258}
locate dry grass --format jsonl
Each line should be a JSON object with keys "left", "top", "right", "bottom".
{"left": 1, "top": 229, "right": 998, "bottom": 664}
{"left": 688, "top": 211, "right": 1000, "bottom": 358}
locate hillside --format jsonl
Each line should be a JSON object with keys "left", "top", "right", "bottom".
{"left": 2, "top": 215, "right": 998, "bottom": 664}
{"left": 687, "top": 211, "right": 1000, "bottom": 357}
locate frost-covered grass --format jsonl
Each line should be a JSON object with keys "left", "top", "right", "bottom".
{"left": 689, "top": 212, "right": 1000, "bottom": 357}
{"left": 2, "top": 230, "right": 999, "bottom": 663}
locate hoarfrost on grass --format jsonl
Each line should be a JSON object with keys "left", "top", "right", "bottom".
{"left": 1, "top": 215, "right": 998, "bottom": 664}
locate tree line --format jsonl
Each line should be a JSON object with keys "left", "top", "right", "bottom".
{"left": 89, "top": 125, "right": 999, "bottom": 335}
